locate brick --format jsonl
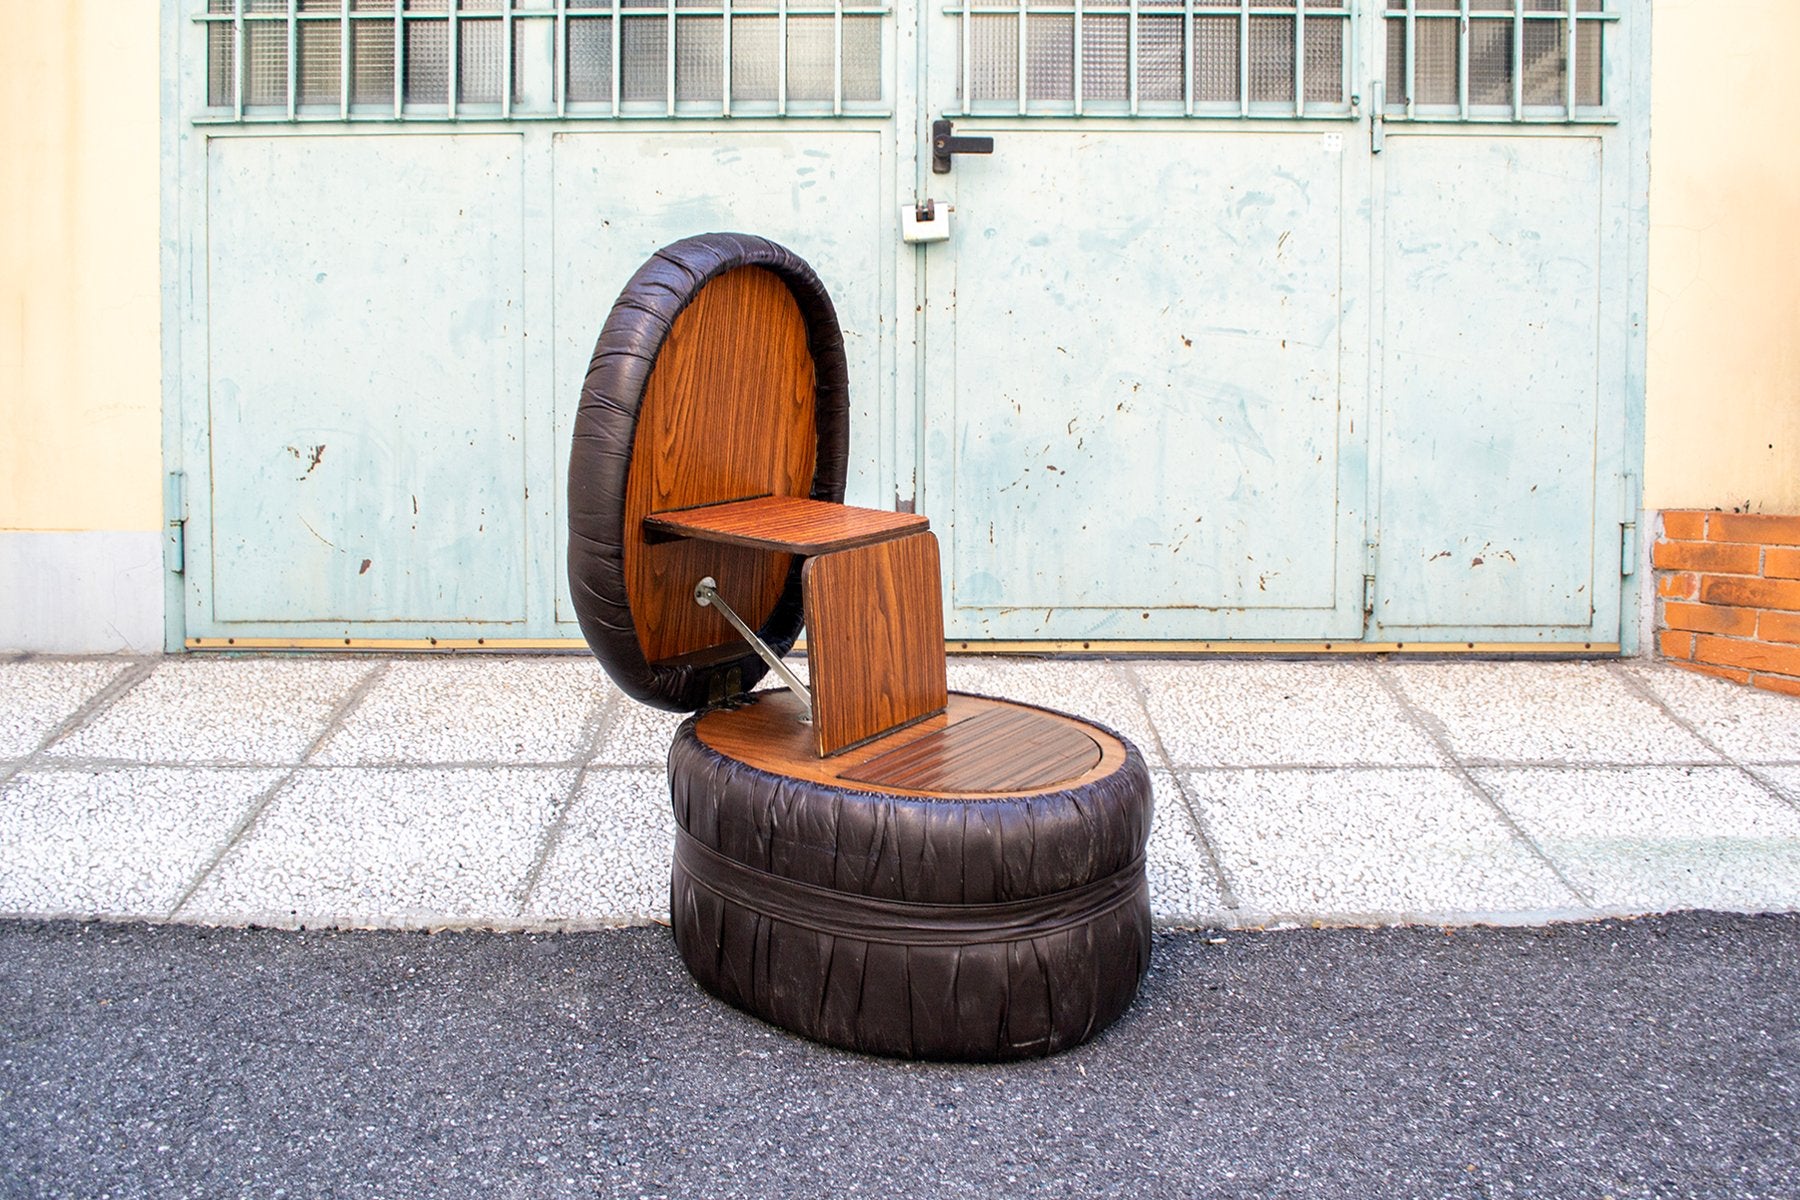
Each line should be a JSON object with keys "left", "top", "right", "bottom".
{"left": 1701, "top": 574, "right": 1800, "bottom": 612}
{"left": 1659, "top": 511, "right": 1708, "bottom": 540}
{"left": 1761, "top": 610, "right": 1800, "bottom": 645}
{"left": 1765, "top": 547, "right": 1800, "bottom": 580}
{"left": 1693, "top": 634, "right": 1800, "bottom": 677}
{"left": 1658, "top": 629, "right": 1695, "bottom": 660}
{"left": 1708, "top": 513, "right": 1800, "bottom": 546}
{"left": 1663, "top": 602, "right": 1758, "bottom": 637}
{"left": 1753, "top": 673, "right": 1800, "bottom": 698}
{"left": 1651, "top": 539, "right": 1761, "bottom": 574}
{"left": 1656, "top": 572, "right": 1699, "bottom": 600}
{"left": 1672, "top": 660, "right": 1752, "bottom": 686}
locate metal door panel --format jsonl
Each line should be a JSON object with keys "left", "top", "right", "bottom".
{"left": 1373, "top": 134, "right": 1617, "bottom": 639}
{"left": 547, "top": 129, "right": 892, "bottom": 627}
{"left": 924, "top": 128, "right": 1367, "bottom": 640}
{"left": 201, "top": 134, "right": 528, "bottom": 630}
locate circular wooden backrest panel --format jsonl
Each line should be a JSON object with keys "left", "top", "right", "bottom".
{"left": 624, "top": 267, "right": 816, "bottom": 664}
{"left": 568, "top": 234, "right": 849, "bottom": 712}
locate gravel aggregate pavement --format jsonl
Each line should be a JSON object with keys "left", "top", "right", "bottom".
{"left": 2, "top": 913, "right": 1795, "bottom": 1199}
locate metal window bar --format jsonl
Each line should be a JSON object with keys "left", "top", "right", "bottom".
{"left": 197, "top": 0, "right": 888, "bottom": 122}
{"left": 1126, "top": 0, "right": 1137, "bottom": 116}
{"left": 1236, "top": 1, "right": 1247, "bottom": 117}
{"left": 1292, "top": 2, "right": 1303, "bottom": 118}
{"left": 1181, "top": 0, "right": 1193, "bottom": 116}
{"left": 1383, "top": 1, "right": 1618, "bottom": 124}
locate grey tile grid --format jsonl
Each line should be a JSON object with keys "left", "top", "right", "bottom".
{"left": 1608, "top": 661, "right": 1800, "bottom": 817}
{"left": 513, "top": 680, "right": 626, "bottom": 918}
{"left": 1618, "top": 659, "right": 1800, "bottom": 765}
{"left": 1116, "top": 661, "right": 1242, "bottom": 917}
{"left": 1370, "top": 663, "right": 1598, "bottom": 911}
{"left": 0, "top": 658, "right": 158, "bottom": 790}
{"left": 167, "top": 660, "right": 396, "bottom": 920}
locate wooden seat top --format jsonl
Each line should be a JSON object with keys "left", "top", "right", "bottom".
{"left": 696, "top": 690, "right": 1122, "bottom": 798}
{"left": 643, "top": 495, "right": 929, "bottom": 556}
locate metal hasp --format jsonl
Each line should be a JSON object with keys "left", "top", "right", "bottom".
{"left": 932, "top": 119, "right": 994, "bottom": 174}
{"left": 694, "top": 577, "right": 813, "bottom": 722}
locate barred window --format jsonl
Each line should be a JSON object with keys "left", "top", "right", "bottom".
{"left": 950, "top": 0, "right": 1353, "bottom": 118}
{"left": 198, "top": 0, "right": 889, "bottom": 120}
{"left": 1383, "top": 0, "right": 1614, "bottom": 121}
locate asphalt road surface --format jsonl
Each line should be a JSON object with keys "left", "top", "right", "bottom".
{"left": 2, "top": 913, "right": 1794, "bottom": 1199}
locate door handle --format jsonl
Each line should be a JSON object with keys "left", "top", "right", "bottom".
{"left": 932, "top": 119, "right": 994, "bottom": 175}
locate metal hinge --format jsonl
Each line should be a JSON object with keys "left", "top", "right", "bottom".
{"left": 164, "top": 471, "right": 187, "bottom": 574}
{"left": 1619, "top": 472, "right": 1639, "bottom": 577}
{"left": 1370, "top": 80, "right": 1385, "bottom": 154}
{"left": 1362, "top": 538, "right": 1378, "bottom": 629}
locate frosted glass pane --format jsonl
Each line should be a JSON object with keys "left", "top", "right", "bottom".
{"left": 208, "top": 23, "right": 236, "bottom": 107}
{"left": 970, "top": 15, "right": 1018, "bottom": 103}
{"left": 676, "top": 17, "right": 723, "bottom": 102}
{"left": 621, "top": 17, "right": 668, "bottom": 102}
{"left": 246, "top": 21, "right": 288, "bottom": 106}
{"left": 785, "top": 15, "right": 833, "bottom": 101}
{"left": 298, "top": 20, "right": 342, "bottom": 106}
{"left": 1468, "top": 20, "right": 1512, "bottom": 105}
{"left": 1521, "top": 20, "right": 1564, "bottom": 104}
{"left": 1302, "top": 14, "right": 1343, "bottom": 103}
{"left": 1247, "top": 14, "right": 1293, "bottom": 103}
{"left": 352, "top": 23, "right": 395, "bottom": 104}
{"left": 1081, "top": 13, "right": 1126, "bottom": 103}
{"left": 731, "top": 17, "right": 778, "bottom": 101}
{"left": 1139, "top": 16, "right": 1183, "bottom": 103}
{"left": 1413, "top": 16, "right": 1458, "bottom": 105}
{"left": 458, "top": 19, "right": 504, "bottom": 103}
{"left": 1575, "top": 21, "right": 1601, "bottom": 105}
{"left": 404, "top": 21, "right": 449, "bottom": 103}
{"left": 842, "top": 16, "right": 882, "bottom": 102}
{"left": 1027, "top": 14, "right": 1073, "bottom": 103}
{"left": 1194, "top": 14, "right": 1239, "bottom": 103}
{"left": 1385, "top": 17, "right": 1405, "bottom": 104}
{"left": 567, "top": 17, "right": 612, "bottom": 102}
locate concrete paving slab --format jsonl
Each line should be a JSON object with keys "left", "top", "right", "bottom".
{"left": 592, "top": 701, "right": 687, "bottom": 766}
{"left": 45, "top": 658, "right": 373, "bottom": 765}
{"left": 0, "top": 767, "right": 283, "bottom": 917}
{"left": 522, "top": 767, "right": 674, "bottom": 925}
{"left": 1389, "top": 661, "right": 1721, "bottom": 765}
{"left": 1145, "top": 770, "right": 1230, "bottom": 926}
{"left": 1183, "top": 768, "right": 1583, "bottom": 924}
{"left": 0, "top": 659, "right": 132, "bottom": 759}
{"left": 1621, "top": 661, "right": 1800, "bottom": 763}
{"left": 1135, "top": 661, "right": 1440, "bottom": 767}
{"left": 178, "top": 767, "right": 574, "bottom": 928}
{"left": 948, "top": 657, "right": 1159, "bottom": 752}
{"left": 313, "top": 658, "right": 612, "bottom": 765}
{"left": 1474, "top": 765, "right": 1800, "bottom": 915}
{"left": 1759, "top": 766, "right": 1800, "bottom": 805}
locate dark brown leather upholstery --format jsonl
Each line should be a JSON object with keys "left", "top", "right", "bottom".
{"left": 667, "top": 700, "right": 1155, "bottom": 1060}
{"left": 566, "top": 233, "right": 851, "bottom": 712}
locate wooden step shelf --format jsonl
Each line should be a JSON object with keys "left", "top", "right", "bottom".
{"left": 643, "top": 495, "right": 928, "bottom": 556}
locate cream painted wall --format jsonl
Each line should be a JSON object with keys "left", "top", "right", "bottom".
{"left": 1, "top": 3, "right": 162, "bottom": 533}
{"left": 1646, "top": 0, "right": 1800, "bottom": 514}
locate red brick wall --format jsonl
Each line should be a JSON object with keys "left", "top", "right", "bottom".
{"left": 1653, "top": 511, "right": 1800, "bottom": 697}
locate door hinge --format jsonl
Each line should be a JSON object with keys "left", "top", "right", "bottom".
{"left": 1370, "top": 80, "right": 1385, "bottom": 154}
{"left": 164, "top": 470, "right": 187, "bottom": 574}
{"left": 1619, "top": 471, "right": 1640, "bottom": 577}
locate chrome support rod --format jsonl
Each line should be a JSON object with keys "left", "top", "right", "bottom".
{"left": 694, "top": 577, "right": 813, "bottom": 720}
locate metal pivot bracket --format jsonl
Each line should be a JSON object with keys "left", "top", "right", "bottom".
{"left": 694, "top": 577, "right": 812, "bottom": 723}
{"left": 932, "top": 119, "right": 994, "bottom": 174}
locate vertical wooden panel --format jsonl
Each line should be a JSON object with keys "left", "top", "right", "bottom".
{"left": 803, "top": 531, "right": 949, "bottom": 756}
{"left": 621, "top": 265, "right": 817, "bottom": 664}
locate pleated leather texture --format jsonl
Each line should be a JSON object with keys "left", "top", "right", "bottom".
{"left": 666, "top": 701, "right": 1155, "bottom": 1060}
{"left": 567, "top": 233, "right": 851, "bottom": 712}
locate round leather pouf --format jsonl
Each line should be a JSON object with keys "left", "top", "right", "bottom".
{"left": 666, "top": 694, "right": 1155, "bottom": 1062}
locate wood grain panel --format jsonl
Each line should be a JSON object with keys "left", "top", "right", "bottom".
{"left": 696, "top": 690, "right": 1126, "bottom": 798}
{"left": 804, "top": 533, "right": 949, "bottom": 756}
{"left": 623, "top": 266, "right": 817, "bottom": 664}
{"left": 644, "top": 496, "right": 929, "bottom": 555}
{"left": 839, "top": 706, "right": 1102, "bottom": 792}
